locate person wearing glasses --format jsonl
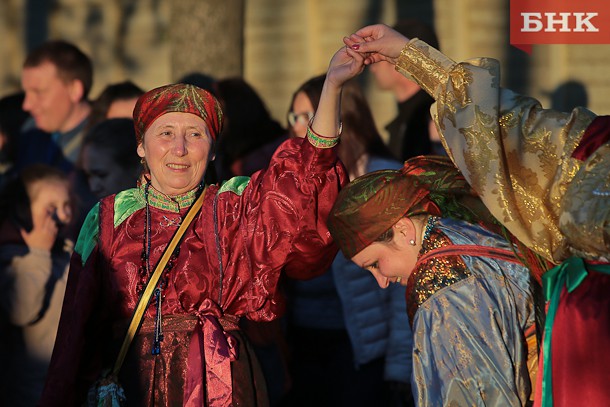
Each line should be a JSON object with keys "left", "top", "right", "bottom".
{"left": 283, "top": 74, "right": 415, "bottom": 407}
{"left": 287, "top": 111, "right": 314, "bottom": 137}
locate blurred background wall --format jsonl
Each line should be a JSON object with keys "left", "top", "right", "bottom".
{"left": 1, "top": 0, "right": 609, "bottom": 141}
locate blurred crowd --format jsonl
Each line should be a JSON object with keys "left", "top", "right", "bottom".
{"left": 3, "top": 15, "right": 606, "bottom": 407}
{"left": 0, "top": 19, "right": 441, "bottom": 407}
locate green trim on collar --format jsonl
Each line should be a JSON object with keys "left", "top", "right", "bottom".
{"left": 114, "top": 189, "right": 145, "bottom": 227}
{"left": 137, "top": 181, "right": 199, "bottom": 213}
{"left": 74, "top": 203, "right": 100, "bottom": 265}
{"left": 218, "top": 176, "right": 250, "bottom": 196}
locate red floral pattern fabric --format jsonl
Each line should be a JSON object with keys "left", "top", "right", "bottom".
{"left": 133, "top": 83, "right": 223, "bottom": 144}
{"left": 40, "top": 137, "right": 347, "bottom": 406}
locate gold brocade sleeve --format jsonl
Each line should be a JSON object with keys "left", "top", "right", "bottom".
{"left": 396, "top": 39, "right": 598, "bottom": 263}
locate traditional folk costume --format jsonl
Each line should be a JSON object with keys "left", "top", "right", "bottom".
{"left": 40, "top": 84, "right": 347, "bottom": 406}
{"left": 395, "top": 38, "right": 610, "bottom": 406}
{"left": 328, "top": 156, "right": 541, "bottom": 406}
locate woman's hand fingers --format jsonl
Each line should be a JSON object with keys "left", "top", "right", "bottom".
{"left": 326, "top": 45, "right": 366, "bottom": 88}
{"left": 343, "top": 34, "right": 365, "bottom": 47}
{"left": 344, "top": 24, "right": 409, "bottom": 65}
{"left": 354, "top": 24, "right": 388, "bottom": 42}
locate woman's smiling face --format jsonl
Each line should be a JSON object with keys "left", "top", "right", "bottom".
{"left": 137, "top": 112, "right": 213, "bottom": 196}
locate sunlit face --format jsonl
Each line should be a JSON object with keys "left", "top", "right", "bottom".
{"left": 369, "top": 60, "right": 398, "bottom": 91}
{"left": 137, "top": 112, "right": 213, "bottom": 196}
{"left": 350, "top": 219, "right": 419, "bottom": 288}
{"left": 81, "top": 143, "right": 138, "bottom": 199}
{"left": 29, "top": 179, "right": 73, "bottom": 228}
{"left": 21, "top": 62, "right": 80, "bottom": 133}
{"left": 106, "top": 97, "right": 139, "bottom": 119}
{"left": 289, "top": 91, "right": 315, "bottom": 138}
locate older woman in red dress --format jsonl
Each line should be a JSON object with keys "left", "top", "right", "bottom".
{"left": 40, "top": 43, "right": 365, "bottom": 407}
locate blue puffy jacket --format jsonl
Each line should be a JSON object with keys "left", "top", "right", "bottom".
{"left": 332, "top": 156, "right": 412, "bottom": 382}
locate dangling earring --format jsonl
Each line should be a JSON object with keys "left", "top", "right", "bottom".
{"left": 409, "top": 239, "right": 416, "bottom": 246}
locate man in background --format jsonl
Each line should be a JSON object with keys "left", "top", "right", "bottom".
{"left": 19, "top": 40, "right": 92, "bottom": 169}
{"left": 369, "top": 19, "right": 444, "bottom": 159}
{"left": 18, "top": 40, "right": 96, "bottom": 239}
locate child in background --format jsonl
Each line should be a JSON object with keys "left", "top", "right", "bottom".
{"left": 0, "top": 164, "right": 73, "bottom": 407}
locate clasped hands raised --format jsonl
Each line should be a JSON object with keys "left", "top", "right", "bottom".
{"left": 311, "top": 24, "right": 413, "bottom": 139}
{"left": 326, "top": 23, "right": 411, "bottom": 87}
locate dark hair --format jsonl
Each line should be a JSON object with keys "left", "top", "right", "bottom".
{"left": 376, "top": 227, "right": 394, "bottom": 243}
{"left": 81, "top": 118, "right": 140, "bottom": 173}
{"left": 214, "top": 78, "right": 286, "bottom": 180}
{"left": 88, "top": 81, "right": 144, "bottom": 129}
{"left": 0, "top": 92, "right": 30, "bottom": 164}
{"left": 0, "top": 164, "right": 69, "bottom": 232}
{"left": 547, "top": 80, "right": 588, "bottom": 112}
{"left": 392, "top": 19, "right": 439, "bottom": 50}
{"left": 287, "top": 75, "right": 325, "bottom": 134}
{"left": 289, "top": 74, "right": 394, "bottom": 175}
{"left": 24, "top": 40, "right": 93, "bottom": 100}
{"left": 340, "top": 79, "right": 395, "bottom": 173}
{"left": 178, "top": 72, "right": 217, "bottom": 96}
{"left": 375, "top": 214, "right": 427, "bottom": 244}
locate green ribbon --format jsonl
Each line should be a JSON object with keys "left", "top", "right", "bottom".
{"left": 541, "top": 257, "right": 610, "bottom": 407}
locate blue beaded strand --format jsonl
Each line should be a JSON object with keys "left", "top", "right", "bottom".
{"left": 152, "top": 287, "right": 163, "bottom": 355}
{"left": 423, "top": 216, "right": 439, "bottom": 242}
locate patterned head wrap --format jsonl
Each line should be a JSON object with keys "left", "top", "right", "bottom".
{"left": 132, "top": 83, "right": 223, "bottom": 144}
{"left": 328, "top": 156, "right": 497, "bottom": 258}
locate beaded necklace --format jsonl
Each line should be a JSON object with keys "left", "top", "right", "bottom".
{"left": 137, "top": 180, "right": 205, "bottom": 354}
{"left": 420, "top": 215, "right": 440, "bottom": 254}
{"left": 137, "top": 181, "right": 182, "bottom": 355}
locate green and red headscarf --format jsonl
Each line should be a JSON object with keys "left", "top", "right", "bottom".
{"left": 328, "top": 156, "right": 498, "bottom": 259}
{"left": 133, "top": 83, "right": 223, "bottom": 144}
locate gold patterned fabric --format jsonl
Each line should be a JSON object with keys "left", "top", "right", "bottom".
{"left": 396, "top": 39, "right": 607, "bottom": 263}
{"left": 409, "top": 217, "right": 535, "bottom": 406}
{"left": 406, "top": 227, "right": 471, "bottom": 324}
{"left": 559, "top": 143, "right": 610, "bottom": 259}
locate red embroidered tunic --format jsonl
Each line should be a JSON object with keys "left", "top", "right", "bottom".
{"left": 40, "top": 137, "right": 347, "bottom": 406}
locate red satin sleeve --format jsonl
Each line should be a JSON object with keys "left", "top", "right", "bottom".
{"left": 211, "top": 137, "right": 348, "bottom": 319}
{"left": 260, "top": 137, "right": 346, "bottom": 278}
{"left": 571, "top": 115, "right": 610, "bottom": 161}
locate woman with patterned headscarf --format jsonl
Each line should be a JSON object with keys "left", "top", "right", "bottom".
{"left": 344, "top": 24, "right": 610, "bottom": 407}
{"left": 328, "top": 156, "right": 545, "bottom": 406}
{"left": 39, "top": 44, "right": 365, "bottom": 407}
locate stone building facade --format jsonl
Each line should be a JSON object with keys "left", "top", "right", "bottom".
{"left": 1, "top": 0, "right": 609, "bottom": 142}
